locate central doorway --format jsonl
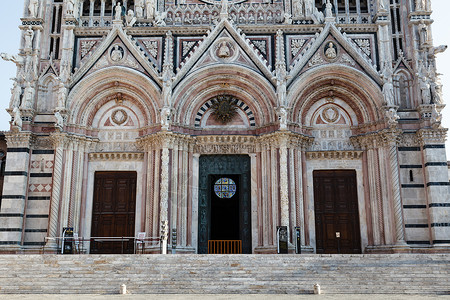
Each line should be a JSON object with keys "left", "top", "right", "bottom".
{"left": 90, "top": 171, "right": 136, "bottom": 254}
{"left": 198, "top": 155, "right": 251, "bottom": 254}
{"left": 313, "top": 170, "right": 361, "bottom": 254}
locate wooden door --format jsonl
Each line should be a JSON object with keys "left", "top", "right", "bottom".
{"left": 90, "top": 171, "right": 136, "bottom": 254}
{"left": 313, "top": 170, "right": 361, "bottom": 254}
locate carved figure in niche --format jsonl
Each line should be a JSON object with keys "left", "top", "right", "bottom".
{"left": 28, "top": 0, "right": 39, "bottom": 18}
{"left": 267, "top": 11, "right": 273, "bottom": 23}
{"left": 56, "top": 81, "right": 67, "bottom": 109}
{"left": 66, "top": 0, "right": 75, "bottom": 16}
{"left": 292, "top": 0, "right": 304, "bottom": 18}
{"left": 174, "top": 12, "right": 181, "bottom": 23}
{"left": 10, "top": 80, "right": 22, "bottom": 109}
{"left": 193, "top": 12, "right": 201, "bottom": 24}
{"left": 184, "top": 12, "right": 192, "bottom": 24}
{"left": 431, "top": 104, "right": 442, "bottom": 127}
{"left": 218, "top": 41, "right": 230, "bottom": 58}
{"left": 284, "top": 13, "right": 292, "bottom": 24}
{"left": 248, "top": 13, "right": 255, "bottom": 24}
{"left": 304, "top": 0, "right": 314, "bottom": 16}
{"left": 239, "top": 12, "right": 245, "bottom": 23}
{"left": 419, "top": 74, "right": 431, "bottom": 104}
{"left": 115, "top": 2, "right": 123, "bottom": 21}
{"left": 24, "top": 26, "right": 34, "bottom": 53}
{"left": 415, "top": 0, "right": 428, "bottom": 11}
{"left": 12, "top": 107, "right": 22, "bottom": 129}
{"left": 277, "top": 107, "right": 288, "bottom": 130}
{"left": 154, "top": 11, "right": 167, "bottom": 26}
{"left": 325, "top": 42, "right": 337, "bottom": 59}
{"left": 111, "top": 45, "right": 124, "bottom": 62}
{"left": 418, "top": 21, "right": 428, "bottom": 47}
{"left": 59, "top": 61, "right": 71, "bottom": 83}
{"left": 382, "top": 75, "right": 395, "bottom": 106}
{"left": 257, "top": 12, "right": 264, "bottom": 22}
{"left": 312, "top": 7, "right": 324, "bottom": 24}
{"left": 21, "top": 81, "right": 34, "bottom": 110}
{"left": 160, "top": 107, "right": 171, "bottom": 130}
{"left": 325, "top": 0, "right": 333, "bottom": 18}
{"left": 54, "top": 111, "right": 64, "bottom": 130}
{"left": 125, "top": 9, "right": 137, "bottom": 27}
{"left": 385, "top": 107, "right": 399, "bottom": 127}
{"left": 146, "top": 0, "right": 156, "bottom": 20}
{"left": 135, "top": 0, "right": 145, "bottom": 18}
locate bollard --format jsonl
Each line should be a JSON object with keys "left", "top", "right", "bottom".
{"left": 313, "top": 283, "right": 321, "bottom": 295}
{"left": 120, "top": 284, "right": 127, "bottom": 295}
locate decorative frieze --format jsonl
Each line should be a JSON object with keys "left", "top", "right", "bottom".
{"left": 88, "top": 152, "right": 145, "bottom": 161}
{"left": 306, "top": 150, "right": 363, "bottom": 160}
{"left": 195, "top": 135, "right": 256, "bottom": 154}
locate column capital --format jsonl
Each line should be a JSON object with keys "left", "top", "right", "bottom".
{"left": 5, "top": 131, "right": 34, "bottom": 149}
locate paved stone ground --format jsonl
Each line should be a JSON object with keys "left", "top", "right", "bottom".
{"left": 0, "top": 295, "right": 449, "bottom": 299}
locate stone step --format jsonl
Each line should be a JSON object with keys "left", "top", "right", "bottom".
{"left": 0, "top": 254, "right": 448, "bottom": 295}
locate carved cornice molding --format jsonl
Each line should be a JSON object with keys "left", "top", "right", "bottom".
{"left": 49, "top": 132, "right": 98, "bottom": 150}
{"left": 5, "top": 131, "right": 35, "bottom": 148}
{"left": 88, "top": 152, "right": 144, "bottom": 161}
{"left": 306, "top": 150, "right": 363, "bottom": 160}
{"left": 137, "top": 131, "right": 195, "bottom": 151}
{"left": 417, "top": 128, "right": 448, "bottom": 145}
{"left": 256, "top": 131, "right": 313, "bottom": 150}
{"left": 351, "top": 129, "right": 402, "bottom": 149}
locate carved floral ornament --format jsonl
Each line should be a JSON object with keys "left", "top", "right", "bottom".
{"left": 321, "top": 106, "right": 340, "bottom": 123}
{"left": 210, "top": 95, "right": 239, "bottom": 124}
{"left": 111, "top": 109, "right": 128, "bottom": 125}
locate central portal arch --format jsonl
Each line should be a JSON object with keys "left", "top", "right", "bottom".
{"left": 198, "top": 155, "right": 252, "bottom": 254}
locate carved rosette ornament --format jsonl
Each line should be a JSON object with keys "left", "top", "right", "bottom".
{"left": 210, "top": 95, "right": 239, "bottom": 124}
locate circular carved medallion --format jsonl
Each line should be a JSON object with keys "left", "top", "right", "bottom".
{"left": 112, "top": 109, "right": 128, "bottom": 125}
{"left": 212, "top": 38, "right": 237, "bottom": 62}
{"left": 110, "top": 45, "right": 124, "bottom": 62}
{"left": 324, "top": 41, "right": 338, "bottom": 61}
{"left": 322, "top": 106, "right": 339, "bottom": 123}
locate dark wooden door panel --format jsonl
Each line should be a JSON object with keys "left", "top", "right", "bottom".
{"left": 91, "top": 172, "right": 137, "bottom": 254}
{"left": 314, "top": 170, "right": 361, "bottom": 254}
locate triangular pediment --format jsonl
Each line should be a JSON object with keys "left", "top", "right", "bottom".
{"left": 39, "top": 58, "right": 59, "bottom": 78}
{"left": 71, "top": 26, "right": 162, "bottom": 88}
{"left": 288, "top": 23, "right": 382, "bottom": 87}
{"left": 173, "top": 19, "right": 275, "bottom": 87}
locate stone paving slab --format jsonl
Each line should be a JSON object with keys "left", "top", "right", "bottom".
{"left": 0, "top": 295, "right": 449, "bottom": 300}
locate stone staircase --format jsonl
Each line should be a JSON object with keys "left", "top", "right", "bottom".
{"left": 0, "top": 254, "right": 448, "bottom": 295}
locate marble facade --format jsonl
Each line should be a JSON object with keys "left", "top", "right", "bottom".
{"left": 0, "top": 0, "right": 449, "bottom": 254}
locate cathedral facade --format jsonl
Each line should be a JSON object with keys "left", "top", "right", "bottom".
{"left": 0, "top": 0, "right": 449, "bottom": 254}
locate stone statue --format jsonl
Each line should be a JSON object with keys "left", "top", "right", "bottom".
{"left": 10, "top": 80, "right": 22, "bottom": 109}
{"left": 284, "top": 13, "right": 293, "bottom": 24}
{"left": 24, "top": 26, "right": 34, "bottom": 53}
{"left": 111, "top": 45, "right": 123, "bottom": 62}
{"left": 220, "top": 0, "right": 229, "bottom": 19}
{"left": 115, "top": 2, "right": 123, "bottom": 21}
{"left": 419, "top": 74, "right": 431, "bottom": 104}
{"left": 218, "top": 41, "right": 230, "bottom": 58}
{"left": 430, "top": 104, "right": 442, "bottom": 128}
{"left": 379, "top": 0, "right": 387, "bottom": 11}
{"left": 304, "top": 0, "right": 314, "bottom": 17}
{"left": 66, "top": 0, "right": 75, "bottom": 16}
{"left": 312, "top": 7, "right": 324, "bottom": 24}
{"left": 28, "top": 0, "right": 39, "bottom": 18}
{"left": 57, "top": 81, "right": 67, "bottom": 109}
{"left": 386, "top": 107, "right": 399, "bottom": 127}
{"left": 431, "top": 79, "right": 443, "bottom": 104}
{"left": 54, "top": 111, "right": 64, "bottom": 130}
{"left": 277, "top": 107, "right": 288, "bottom": 130}
{"left": 382, "top": 75, "right": 395, "bottom": 106}
{"left": 59, "top": 61, "right": 71, "bottom": 83}
{"left": 418, "top": 21, "right": 428, "bottom": 47}
{"left": 160, "top": 107, "right": 171, "bottom": 130}
{"left": 1, "top": 53, "right": 24, "bottom": 67}
{"left": 292, "top": 0, "right": 304, "bottom": 18}
{"left": 325, "top": 42, "right": 337, "bottom": 59}
{"left": 21, "top": 81, "right": 34, "bottom": 110}
{"left": 146, "top": 0, "right": 156, "bottom": 20}
{"left": 154, "top": 11, "right": 167, "bottom": 26}
{"left": 415, "top": 0, "right": 429, "bottom": 11}
{"left": 125, "top": 9, "right": 137, "bottom": 27}
{"left": 135, "top": 0, "right": 145, "bottom": 18}
{"left": 12, "top": 107, "right": 22, "bottom": 129}
{"left": 325, "top": 0, "right": 333, "bottom": 19}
